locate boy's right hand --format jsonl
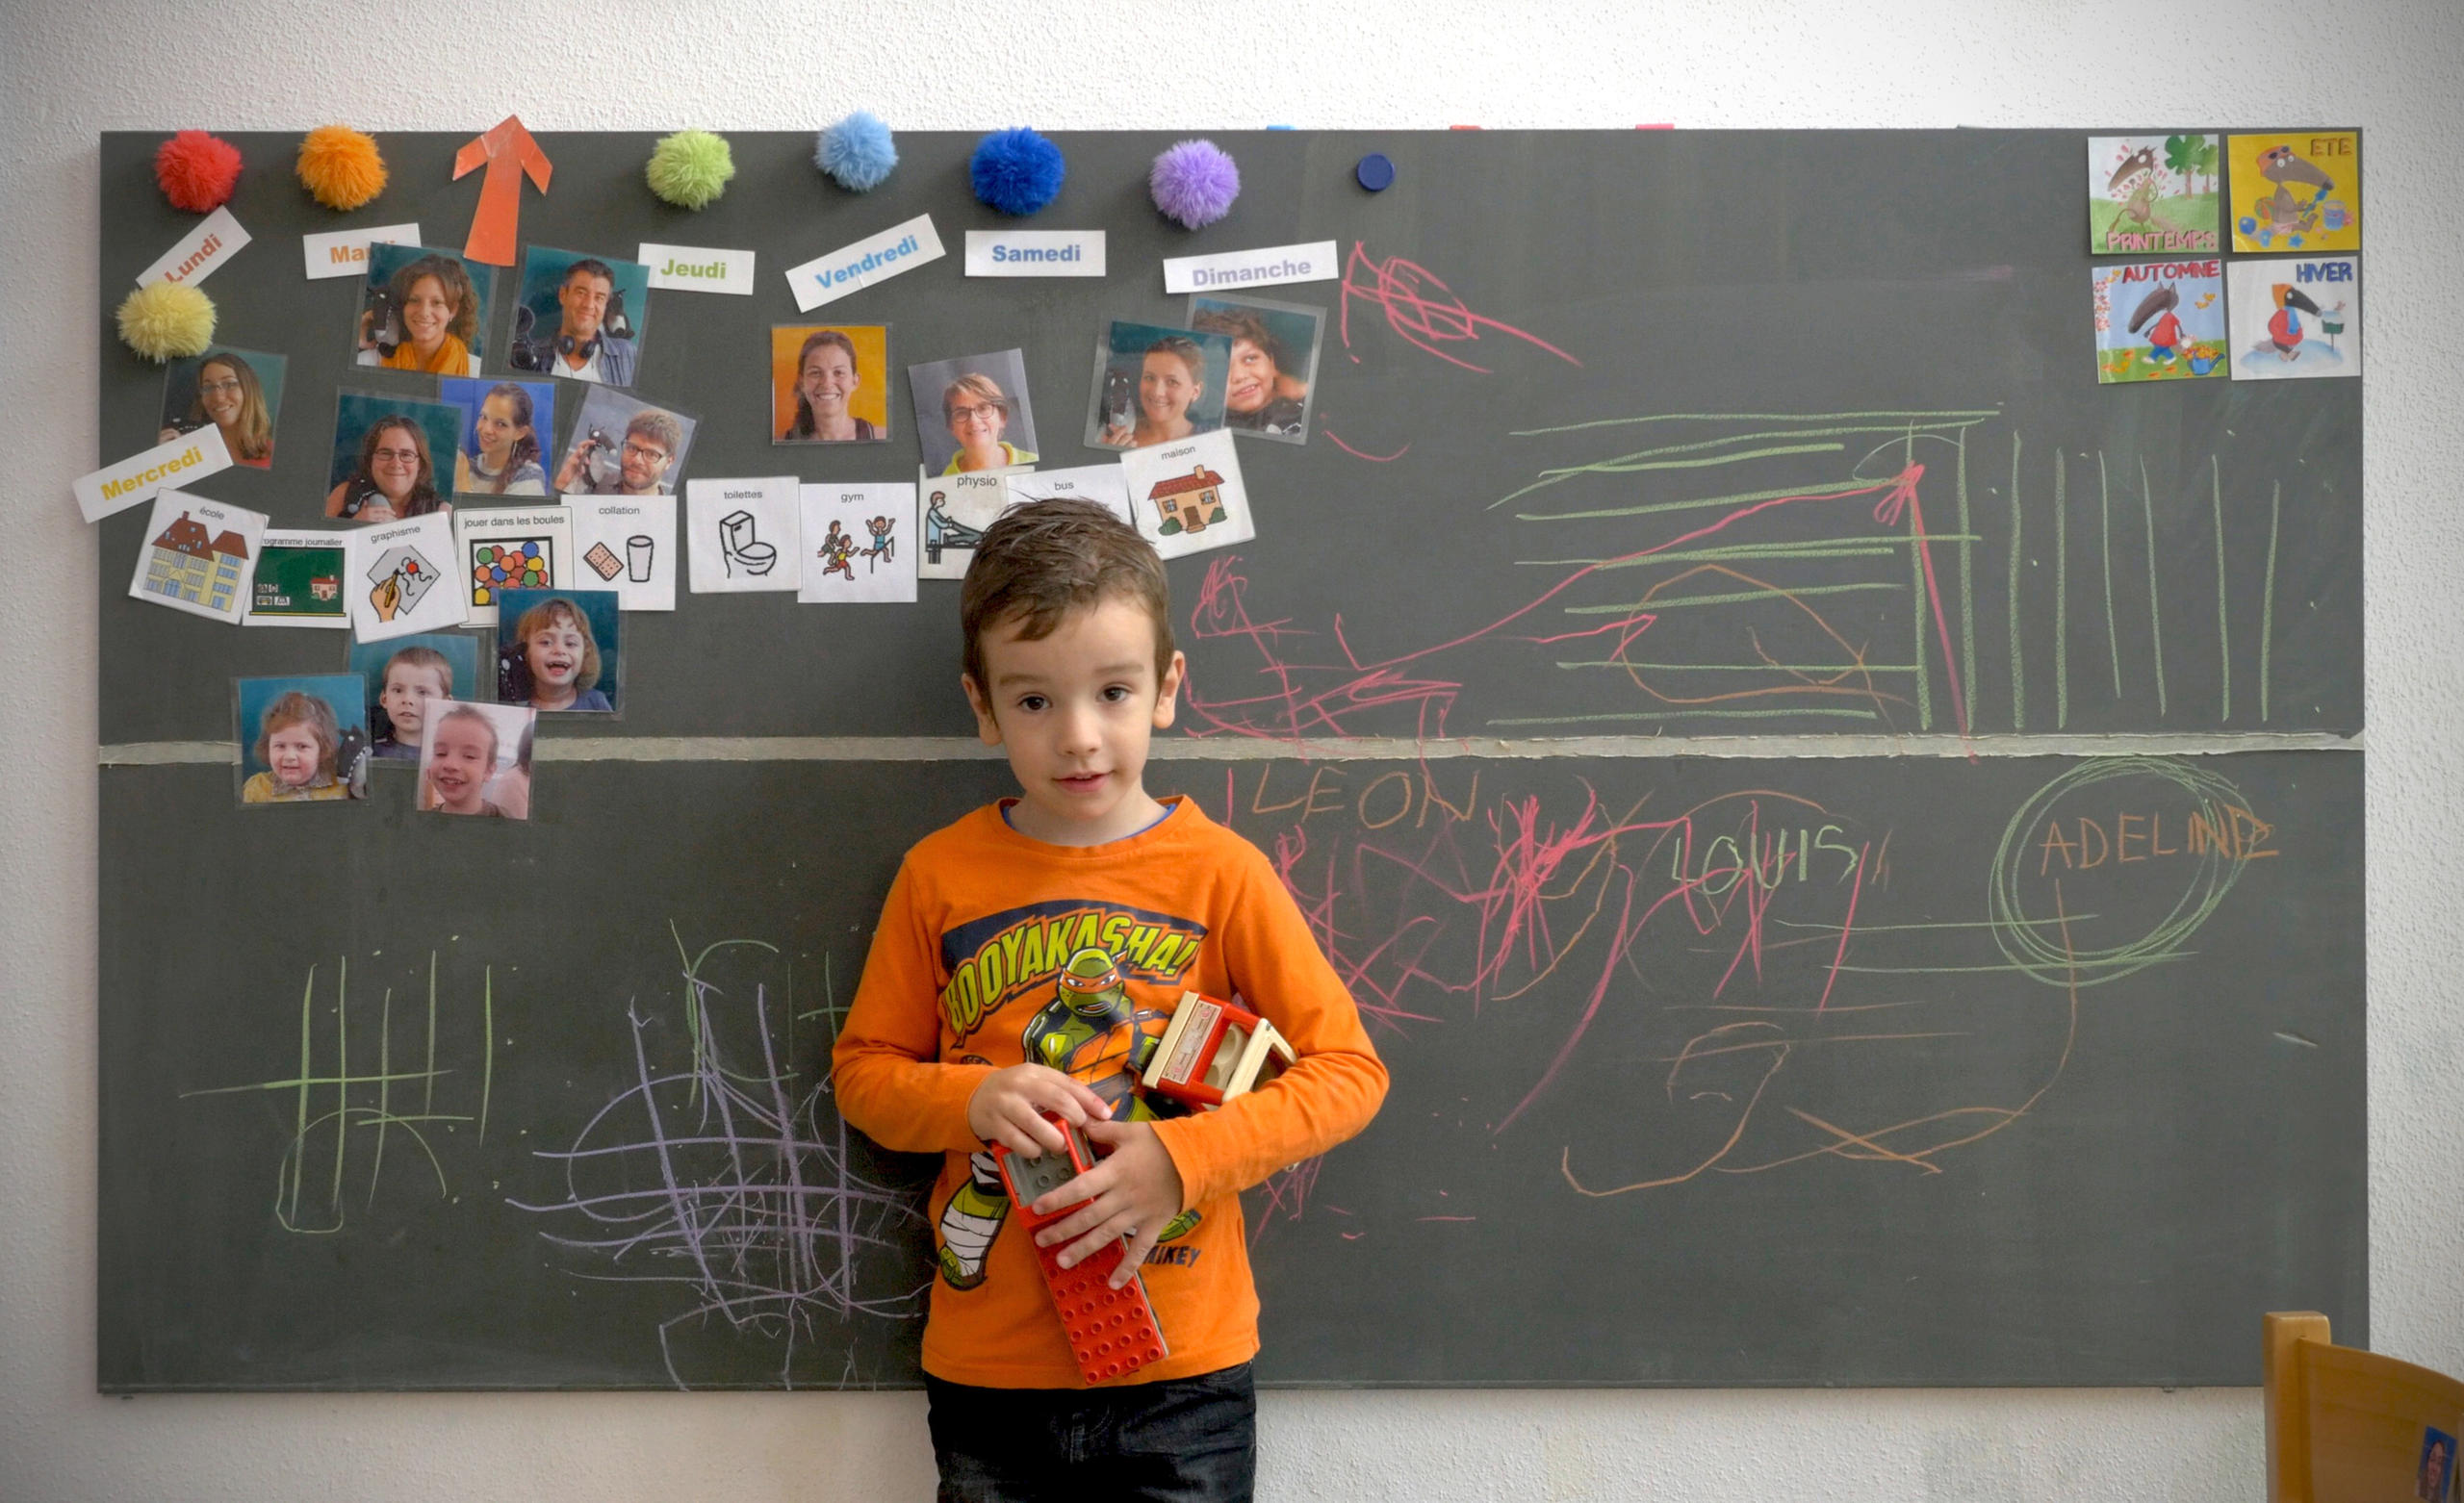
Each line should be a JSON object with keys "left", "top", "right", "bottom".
{"left": 966, "top": 1064, "right": 1111, "bottom": 1159}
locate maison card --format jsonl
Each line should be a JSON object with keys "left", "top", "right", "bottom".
{"left": 127, "top": 489, "right": 267, "bottom": 624}
{"left": 686, "top": 476, "right": 802, "bottom": 593}
{"left": 245, "top": 528, "right": 353, "bottom": 627}
{"left": 1118, "top": 429, "right": 1255, "bottom": 560}
{"left": 568, "top": 494, "right": 678, "bottom": 610}
{"left": 798, "top": 482, "right": 917, "bottom": 603}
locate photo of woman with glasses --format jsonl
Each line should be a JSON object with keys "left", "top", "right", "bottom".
{"left": 322, "top": 393, "right": 462, "bottom": 522}
{"left": 905, "top": 349, "right": 1040, "bottom": 476}
{"left": 157, "top": 347, "right": 285, "bottom": 469}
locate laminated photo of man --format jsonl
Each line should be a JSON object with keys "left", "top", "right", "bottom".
{"left": 554, "top": 408, "right": 682, "bottom": 496}
{"left": 513, "top": 257, "right": 637, "bottom": 385}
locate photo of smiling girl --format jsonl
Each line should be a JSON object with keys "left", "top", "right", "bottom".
{"left": 418, "top": 701, "right": 534, "bottom": 819}
{"left": 235, "top": 675, "right": 369, "bottom": 805}
{"left": 496, "top": 588, "right": 619, "bottom": 713}
{"left": 1085, "top": 321, "right": 1232, "bottom": 451}
{"left": 354, "top": 243, "right": 493, "bottom": 376}
{"left": 442, "top": 378, "right": 553, "bottom": 497}
{"left": 774, "top": 325, "right": 888, "bottom": 444}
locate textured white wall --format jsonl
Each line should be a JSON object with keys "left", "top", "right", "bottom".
{"left": 4, "top": 3, "right": 2457, "bottom": 1498}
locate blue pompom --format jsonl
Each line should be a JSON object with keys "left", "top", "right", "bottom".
{"left": 970, "top": 127, "right": 1066, "bottom": 217}
{"left": 816, "top": 112, "right": 897, "bottom": 192}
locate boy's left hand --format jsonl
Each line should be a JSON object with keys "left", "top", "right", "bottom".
{"left": 1030, "top": 1118, "right": 1183, "bottom": 1288}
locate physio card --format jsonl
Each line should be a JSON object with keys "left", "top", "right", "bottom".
{"left": 453, "top": 504, "right": 577, "bottom": 626}
{"left": 1001, "top": 464, "right": 1134, "bottom": 525}
{"left": 686, "top": 476, "right": 802, "bottom": 594}
{"left": 74, "top": 424, "right": 232, "bottom": 523}
{"left": 1119, "top": 429, "right": 1256, "bottom": 561}
{"left": 128, "top": 490, "right": 267, "bottom": 625}
{"left": 568, "top": 494, "right": 678, "bottom": 611}
{"left": 348, "top": 512, "right": 466, "bottom": 643}
{"left": 798, "top": 482, "right": 917, "bottom": 604}
{"left": 246, "top": 528, "right": 353, "bottom": 628}
{"left": 302, "top": 221, "right": 422, "bottom": 280}
{"left": 2226, "top": 256, "right": 2359, "bottom": 381}
{"left": 918, "top": 470, "right": 1017, "bottom": 582}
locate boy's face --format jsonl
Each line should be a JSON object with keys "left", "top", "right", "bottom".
{"left": 426, "top": 716, "right": 495, "bottom": 812}
{"left": 963, "top": 597, "right": 1184, "bottom": 848}
{"left": 382, "top": 663, "right": 449, "bottom": 740}
{"left": 266, "top": 723, "right": 321, "bottom": 788}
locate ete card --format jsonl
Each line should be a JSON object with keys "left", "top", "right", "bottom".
{"left": 798, "top": 482, "right": 917, "bottom": 604}
{"left": 348, "top": 512, "right": 465, "bottom": 643}
{"left": 246, "top": 528, "right": 353, "bottom": 628}
{"left": 1120, "top": 429, "right": 1256, "bottom": 561}
{"left": 919, "top": 471, "right": 1016, "bottom": 581}
{"left": 1001, "top": 463, "right": 1134, "bottom": 524}
{"left": 569, "top": 494, "right": 678, "bottom": 611}
{"left": 686, "top": 476, "right": 802, "bottom": 594}
{"left": 2227, "top": 131, "right": 2360, "bottom": 253}
{"left": 128, "top": 489, "right": 267, "bottom": 625}
{"left": 2092, "top": 259, "right": 2225, "bottom": 384}
{"left": 2087, "top": 136, "right": 2220, "bottom": 255}
{"left": 453, "top": 505, "right": 577, "bottom": 626}
{"left": 2226, "top": 256, "right": 2359, "bottom": 380}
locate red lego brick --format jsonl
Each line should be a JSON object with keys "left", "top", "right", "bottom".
{"left": 992, "top": 1115, "right": 1169, "bottom": 1387}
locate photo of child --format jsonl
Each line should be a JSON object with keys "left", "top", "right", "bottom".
{"left": 441, "top": 377, "right": 555, "bottom": 497}
{"left": 348, "top": 631, "right": 480, "bottom": 761}
{"left": 158, "top": 346, "right": 286, "bottom": 469}
{"left": 235, "top": 675, "right": 369, "bottom": 805}
{"left": 418, "top": 700, "right": 535, "bottom": 819}
{"left": 773, "top": 324, "right": 889, "bottom": 444}
{"left": 1190, "top": 294, "right": 1322, "bottom": 444}
{"left": 354, "top": 242, "right": 495, "bottom": 376}
{"left": 496, "top": 588, "right": 619, "bottom": 713}
{"left": 1085, "top": 320, "right": 1233, "bottom": 452}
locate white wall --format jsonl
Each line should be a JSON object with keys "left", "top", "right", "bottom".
{"left": 5, "top": 3, "right": 2457, "bottom": 1498}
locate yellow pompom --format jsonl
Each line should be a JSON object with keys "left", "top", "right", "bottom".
{"left": 295, "top": 124, "right": 387, "bottom": 210}
{"left": 116, "top": 282, "right": 217, "bottom": 362}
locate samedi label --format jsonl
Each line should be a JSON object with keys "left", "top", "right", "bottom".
{"left": 300, "top": 222, "right": 421, "bottom": 280}
{"left": 74, "top": 425, "right": 233, "bottom": 522}
{"left": 639, "top": 242, "right": 756, "bottom": 295}
{"left": 138, "top": 206, "right": 251, "bottom": 287}
{"left": 965, "top": 230, "right": 1107, "bottom": 278}
{"left": 784, "top": 215, "right": 945, "bottom": 312}
{"left": 1161, "top": 240, "right": 1339, "bottom": 294}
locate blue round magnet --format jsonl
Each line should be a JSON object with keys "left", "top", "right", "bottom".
{"left": 1355, "top": 152, "right": 1396, "bottom": 192}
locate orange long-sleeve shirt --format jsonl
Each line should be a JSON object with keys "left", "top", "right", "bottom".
{"left": 833, "top": 798, "right": 1388, "bottom": 1388}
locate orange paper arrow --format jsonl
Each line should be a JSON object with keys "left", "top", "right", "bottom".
{"left": 453, "top": 115, "right": 552, "bottom": 267}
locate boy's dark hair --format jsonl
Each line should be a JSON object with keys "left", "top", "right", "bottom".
{"left": 960, "top": 498, "right": 1173, "bottom": 693}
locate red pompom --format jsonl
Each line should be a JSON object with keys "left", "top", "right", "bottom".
{"left": 155, "top": 131, "right": 243, "bottom": 213}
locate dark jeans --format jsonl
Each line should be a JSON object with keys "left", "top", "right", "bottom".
{"left": 926, "top": 1362, "right": 1256, "bottom": 1503}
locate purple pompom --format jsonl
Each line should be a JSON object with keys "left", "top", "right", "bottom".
{"left": 1148, "top": 140, "right": 1240, "bottom": 229}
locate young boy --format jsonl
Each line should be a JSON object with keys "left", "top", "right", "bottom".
{"left": 833, "top": 499, "right": 1388, "bottom": 1500}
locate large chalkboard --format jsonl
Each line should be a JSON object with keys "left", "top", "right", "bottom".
{"left": 95, "top": 131, "right": 2366, "bottom": 1389}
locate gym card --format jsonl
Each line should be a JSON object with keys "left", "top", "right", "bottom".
{"left": 137, "top": 206, "right": 250, "bottom": 287}
{"left": 639, "top": 242, "right": 755, "bottom": 294}
{"left": 418, "top": 700, "right": 535, "bottom": 819}
{"left": 919, "top": 471, "right": 1016, "bottom": 581}
{"left": 2228, "top": 131, "right": 2360, "bottom": 253}
{"left": 965, "top": 230, "right": 1106, "bottom": 277}
{"left": 348, "top": 512, "right": 466, "bottom": 643}
{"left": 74, "top": 424, "right": 231, "bottom": 522}
{"left": 1161, "top": 240, "right": 1338, "bottom": 295}
{"left": 2088, "top": 136, "right": 2220, "bottom": 255}
{"left": 686, "top": 475, "right": 802, "bottom": 594}
{"left": 784, "top": 214, "right": 943, "bottom": 313}
{"left": 496, "top": 588, "right": 621, "bottom": 714}
{"left": 2092, "top": 260, "right": 2224, "bottom": 384}
{"left": 246, "top": 528, "right": 353, "bottom": 628}
{"left": 2226, "top": 256, "right": 2359, "bottom": 380}
{"left": 128, "top": 490, "right": 267, "bottom": 624}
{"left": 798, "top": 482, "right": 916, "bottom": 604}
{"left": 302, "top": 221, "right": 422, "bottom": 280}
{"left": 1120, "top": 429, "right": 1255, "bottom": 561}
{"left": 453, "top": 504, "right": 576, "bottom": 626}
{"left": 569, "top": 494, "right": 678, "bottom": 611}
{"left": 1001, "top": 464, "right": 1134, "bottom": 525}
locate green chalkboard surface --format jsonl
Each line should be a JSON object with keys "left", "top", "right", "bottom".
{"left": 95, "top": 131, "right": 2365, "bottom": 1390}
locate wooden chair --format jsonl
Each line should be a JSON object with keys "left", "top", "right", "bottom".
{"left": 2266, "top": 1312, "right": 2464, "bottom": 1502}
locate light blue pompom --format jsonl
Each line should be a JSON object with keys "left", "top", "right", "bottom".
{"left": 816, "top": 112, "right": 897, "bottom": 192}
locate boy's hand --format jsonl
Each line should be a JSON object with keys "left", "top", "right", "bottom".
{"left": 1031, "top": 1118, "right": 1184, "bottom": 1288}
{"left": 966, "top": 1064, "right": 1110, "bottom": 1159}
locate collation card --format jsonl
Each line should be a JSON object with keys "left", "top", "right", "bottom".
{"left": 569, "top": 494, "right": 678, "bottom": 610}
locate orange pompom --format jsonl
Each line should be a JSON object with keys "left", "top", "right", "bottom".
{"left": 155, "top": 131, "right": 243, "bottom": 212}
{"left": 295, "top": 124, "right": 387, "bottom": 211}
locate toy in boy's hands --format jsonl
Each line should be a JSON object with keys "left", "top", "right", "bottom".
{"left": 967, "top": 1061, "right": 1111, "bottom": 1159}
{"left": 1141, "top": 992, "right": 1294, "bottom": 1110}
{"left": 1035, "top": 1115, "right": 1184, "bottom": 1284}
{"left": 993, "top": 1112, "right": 1169, "bottom": 1385}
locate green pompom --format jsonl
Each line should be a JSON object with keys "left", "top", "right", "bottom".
{"left": 116, "top": 281, "right": 216, "bottom": 362}
{"left": 645, "top": 129, "right": 734, "bottom": 210}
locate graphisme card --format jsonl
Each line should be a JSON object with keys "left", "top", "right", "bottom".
{"left": 246, "top": 527, "right": 352, "bottom": 628}
{"left": 685, "top": 476, "right": 802, "bottom": 594}
{"left": 2092, "top": 260, "right": 2225, "bottom": 384}
{"left": 798, "top": 482, "right": 917, "bottom": 604}
{"left": 919, "top": 470, "right": 1016, "bottom": 581}
{"left": 1118, "top": 429, "right": 1256, "bottom": 561}
{"left": 2087, "top": 135, "right": 2220, "bottom": 255}
{"left": 453, "top": 504, "right": 577, "bottom": 627}
{"left": 2226, "top": 256, "right": 2359, "bottom": 381}
{"left": 2227, "top": 131, "right": 2360, "bottom": 253}
{"left": 347, "top": 512, "right": 465, "bottom": 643}
{"left": 569, "top": 494, "right": 678, "bottom": 611}
{"left": 129, "top": 490, "right": 267, "bottom": 625}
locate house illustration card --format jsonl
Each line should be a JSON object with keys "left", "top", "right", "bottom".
{"left": 1001, "top": 463, "right": 1134, "bottom": 525}
{"left": 453, "top": 504, "right": 576, "bottom": 626}
{"left": 128, "top": 489, "right": 267, "bottom": 624}
{"left": 569, "top": 494, "right": 678, "bottom": 611}
{"left": 798, "top": 482, "right": 917, "bottom": 604}
{"left": 2092, "top": 260, "right": 2225, "bottom": 385}
{"left": 2226, "top": 256, "right": 2359, "bottom": 381}
{"left": 348, "top": 512, "right": 465, "bottom": 643}
{"left": 1119, "top": 429, "right": 1255, "bottom": 560}
{"left": 2088, "top": 135, "right": 2220, "bottom": 254}
{"left": 245, "top": 528, "right": 352, "bottom": 628}
{"left": 685, "top": 475, "right": 801, "bottom": 593}
{"left": 2227, "top": 131, "right": 2360, "bottom": 253}
{"left": 918, "top": 469, "right": 1015, "bottom": 581}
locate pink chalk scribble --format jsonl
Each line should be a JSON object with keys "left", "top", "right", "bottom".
{"left": 1340, "top": 242, "right": 1583, "bottom": 374}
